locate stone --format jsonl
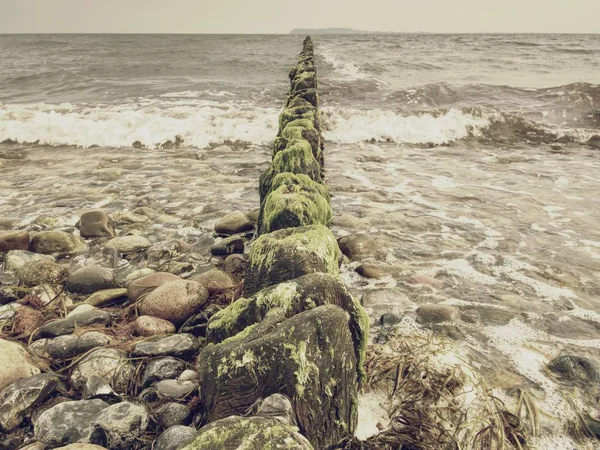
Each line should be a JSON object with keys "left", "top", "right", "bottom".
{"left": 37, "top": 309, "right": 112, "bottom": 339}
{"left": 178, "top": 370, "right": 199, "bottom": 381}
{"left": 0, "top": 373, "right": 58, "bottom": 431}
{"left": 337, "top": 234, "right": 388, "bottom": 262}
{"left": 548, "top": 355, "right": 600, "bottom": 384}
{"left": 127, "top": 272, "right": 180, "bottom": 302}
{"left": 138, "top": 280, "right": 208, "bottom": 325}
{"left": 133, "top": 315, "right": 176, "bottom": 337}
{"left": 243, "top": 225, "right": 341, "bottom": 297}
{"left": 254, "top": 393, "right": 297, "bottom": 425}
{"left": 198, "top": 305, "right": 358, "bottom": 449}
{"left": 4, "top": 250, "right": 52, "bottom": 272}
{"left": 132, "top": 334, "right": 199, "bottom": 359}
{"left": 111, "top": 211, "right": 149, "bottom": 224}
{"left": 190, "top": 269, "right": 234, "bottom": 295}
{"left": 380, "top": 312, "right": 403, "bottom": 327}
{"left": 0, "top": 230, "right": 30, "bottom": 252}
{"left": 416, "top": 304, "right": 461, "bottom": 324}
{"left": 141, "top": 357, "right": 187, "bottom": 389}
{"left": 154, "top": 425, "right": 197, "bottom": 450}
{"left": 155, "top": 402, "right": 192, "bottom": 428}
{"left": 56, "top": 445, "right": 108, "bottom": 450}
{"left": 17, "top": 259, "right": 69, "bottom": 287}
{"left": 355, "top": 262, "right": 396, "bottom": 279}
{"left": 34, "top": 399, "right": 109, "bottom": 445}
{"left": 30, "top": 231, "right": 88, "bottom": 254}
{"left": 86, "top": 288, "right": 128, "bottom": 307}
{"left": 179, "top": 416, "right": 313, "bottom": 450}
{"left": 105, "top": 235, "right": 151, "bottom": 253}
{"left": 0, "top": 218, "right": 19, "bottom": 230}
{"left": 89, "top": 401, "right": 149, "bottom": 449}
{"left": 66, "top": 266, "right": 117, "bottom": 294}
{"left": 123, "top": 267, "right": 156, "bottom": 284}
{"left": 82, "top": 375, "right": 120, "bottom": 403}
{"left": 0, "top": 286, "right": 18, "bottom": 305}
{"left": 155, "top": 380, "right": 199, "bottom": 400}
{"left": 221, "top": 254, "right": 245, "bottom": 278}
{"left": 210, "top": 236, "right": 244, "bottom": 256}
{"left": 0, "top": 339, "right": 41, "bottom": 392}
{"left": 70, "top": 348, "right": 134, "bottom": 393}
{"left": 76, "top": 211, "right": 116, "bottom": 239}
{"left": 46, "top": 331, "right": 111, "bottom": 359}
{"left": 133, "top": 207, "right": 161, "bottom": 220}
{"left": 214, "top": 211, "right": 254, "bottom": 235}
{"left": 31, "top": 283, "right": 72, "bottom": 307}
{"left": 246, "top": 209, "right": 260, "bottom": 223}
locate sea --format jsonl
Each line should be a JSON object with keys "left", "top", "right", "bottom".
{"left": 1, "top": 34, "right": 600, "bottom": 449}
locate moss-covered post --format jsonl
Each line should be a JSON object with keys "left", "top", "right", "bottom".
{"left": 194, "top": 37, "right": 369, "bottom": 450}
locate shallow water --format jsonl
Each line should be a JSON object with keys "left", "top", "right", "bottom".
{"left": 1, "top": 33, "right": 600, "bottom": 448}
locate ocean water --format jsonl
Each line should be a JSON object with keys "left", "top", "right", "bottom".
{"left": 1, "top": 34, "right": 600, "bottom": 448}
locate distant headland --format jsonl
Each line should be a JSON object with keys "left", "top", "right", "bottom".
{"left": 289, "top": 28, "right": 396, "bottom": 35}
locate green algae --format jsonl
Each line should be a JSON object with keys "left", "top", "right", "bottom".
{"left": 284, "top": 340, "right": 319, "bottom": 398}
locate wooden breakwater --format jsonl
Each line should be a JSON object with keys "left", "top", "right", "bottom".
{"left": 184, "top": 37, "right": 370, "bottom": 449}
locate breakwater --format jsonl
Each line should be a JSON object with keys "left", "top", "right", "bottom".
{"left": 185, "top": 36, "right": 369, "bottom": 449}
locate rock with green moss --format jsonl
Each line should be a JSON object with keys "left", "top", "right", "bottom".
{"left": 291, "top": 71, "right": 317, "bottom": 93}
{"left": 258, "top": 174, "right": 331, "bottom": 235}
{"left": 196, "top": 304, "right": 358, "bottom": 449}
{"left": 179, "top": 416, "right": 313, "bottom": 450}
{"left": 279, "top": 105, "right": 318, "bottom": 132}
{"left": 207, "top": 272, "right": 369, "bottom": 385}
{"left": 259, "top": 145, "right": 322, "bottom": 203}
{"left": 278, "top": 123, "right": 322, "bottom": 165}
{"left": 243, "top": 225, "right": 340, "bottom": 296}
{"left": 287, "top": 88, "right": 319, "bottom": 108}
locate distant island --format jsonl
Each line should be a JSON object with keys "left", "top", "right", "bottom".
{"left": 289, "top": 28, "right": 392, "bottom": 35}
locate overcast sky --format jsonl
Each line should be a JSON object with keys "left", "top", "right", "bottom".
{"left": 0, "top": 0, "right": 598, "bottom": 34}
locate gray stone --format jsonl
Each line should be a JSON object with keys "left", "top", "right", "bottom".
{"left": 46, "top": 331, "right": 111, "bottom": 359}
{"left": 30, "top": 231, "right": 88, "bottom": 255}
{"left": 337, "top": 234, "right": 388, "bottom": 261}
{"left": 416, "top": 304, "right": 461, "bottom": 324}
{"left": 105, "top": 235, "right": 151, "bottom": 254}
{"left": 138, "top": 280, "right": 208, "bottom": 325}
{"left": 127, "top": 271, "right": 180, "bottom": 302}
{"left": 89, "top": 401, "right": 149, "bottom": 449}
{"left": 76, "top": 211, "right": 116, "bottom": 239}
{"left": 37, "top": 310, "right": 113, "bottom": 339}
{"left": 548, "top": 355, "right": 600, "bottom": 384}
{"left": 70, "top": 348, "right": 134, "bottom": 393}
{"left": 0, "top": 373, "right": 58, "bottom": 431}
{"left": 123, "top": 268, "right": 156, "bottom": 284}
{"left": 141, "top": 357, "right": 187, "bottom": 389}
{"left": 132, "top": 334, "right": 199, "bottom": 360}
{"left": 0, "top": 339, "right": 41, "bottom": 392}
{"left": 155, "top": 380, "right": 198, "bottom": 400}
{"left": 178, "top": 370, "right": 199, "bottom": 381}
{"left": 0, "top": 230, "right": 30, "bottom": 252}
{"left": 17, "top": 259, "right": 69, "bottom": 287}
{"left": 34, "top": 399, "right": 109, "bottom": 445}
{"left": 210, "top": 236, "right": 244, "bottom": 256}
{"left": 66, "top": 267, "right": 117, "bottom": 295}
{"left": 155, "top": 402, "right": 192, "bottom": 428}
{"left": 4, "top": 250, "right": 52, "bottom": 272}
{"left": 380, "top": 312, "right": 403, "bottom": 327}
{"left": 0, "top": 285, "right": 19, "bottom": 305}
{"left": 214, "top": 211, "right": 254, "bottom": 235}
{"left": 154, "top": 425, "right": 197, "bottom": 450}
{"left": 82, "top": 376, "right": 120, "bottom": 403}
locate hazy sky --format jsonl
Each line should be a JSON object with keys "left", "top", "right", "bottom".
{"left": 1, "top": 0, "right": 598, "bottom": 34}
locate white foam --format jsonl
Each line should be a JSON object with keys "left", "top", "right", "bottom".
{"left": 0, "top": 100, "right": 279, "bottom": 149}
{"left": 355, "top": 391, "right": 390, "bottom": 440}
{"left": 319, "top": 44, "right": 370, "bottom": 81}
{"left": 322, "top": 107, "right": 494, "bottom": 145}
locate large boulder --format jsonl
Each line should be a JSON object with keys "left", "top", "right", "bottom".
{"left": 258, "top": 172, "right": 331, "bottom": 235}
{"left": 30, "top": 231, "right": 88, "bottom": 254}
{"left": 214, "top": 211, "right": 254, "bottom": 235}
{"left": 0, "top": 230, "right": 30, "bottom": 252}
{"left": 70, "top": 348, "right": 134, "bottom": 393}
{"left": 0, "top": 339, "right": 40, "bottom": 392}
{"left": 138, "top": 280, "right": 208, "bottom": 325}
{"left": 66, "top": 266, "right": 117, "bottom": 294}
{"left": 259, "top": 143, "right": 322, "bottom": 203}
{"left": 127, "top": 272, "right": 180, "bottom": 302}
{"left": 76, "top": 211, "right": 116, "bottom": 239}
{"left": 17, "top": 259, "right": 69, "bottom": 287}
{"left": 243, "top": 225, "right": 341, "bottom": 297}
{"left": 197, "top": 305, "right": 358, "bottom": 449}
{"left": 208, "top": 273, "right": 368, "bottom": 383}
{"left": 0, "top": 373, "right": 58, "bottom": 431}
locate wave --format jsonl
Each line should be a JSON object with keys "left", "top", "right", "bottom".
{"left": 0, "top": 100, "right": 279, "bottom": 149}
{"left": 321, "top": 107, "right": 598, "bottom": 146}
